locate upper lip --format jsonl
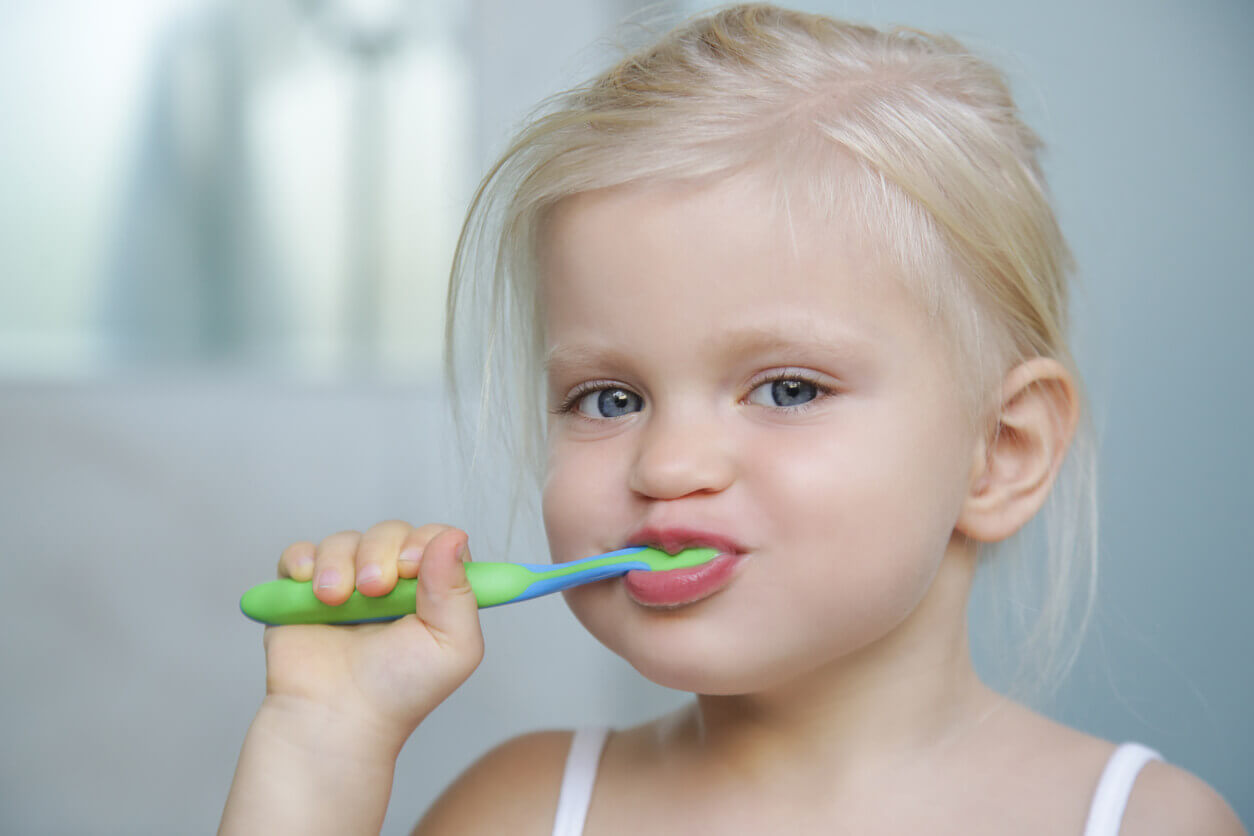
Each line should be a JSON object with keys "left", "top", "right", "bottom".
{"left": 624, "top": 525, "right": 746, "bottom": 557}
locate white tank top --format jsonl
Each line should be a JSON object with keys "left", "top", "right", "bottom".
{"left": 550, "top": 727, "right": 1162, "bottom": 836}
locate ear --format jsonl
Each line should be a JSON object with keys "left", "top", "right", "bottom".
{"left": 956, "top": 357, "right": 1080, "bottom": 543}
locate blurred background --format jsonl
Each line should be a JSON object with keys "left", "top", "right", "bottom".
{"left": 1, "top": 0, "right": 1250, "bottom": 833}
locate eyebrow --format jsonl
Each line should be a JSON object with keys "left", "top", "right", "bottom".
{"left": 705, "top": 324, "right": 873, "bottom": 361}
{"left": 544, "top": 344, "right": 634, "bottom": 377}
{"left": 544, "top": 322, "right": 874, "bottom": 376}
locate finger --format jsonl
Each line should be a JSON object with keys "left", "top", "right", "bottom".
{"left": 396, "top": 523, "right": 459, "bottom": 579}
{"left": 277, "top": 541, "right": 316, "bottom": 581}
{"left": 312, "top": 530, "right": 361, "bottom": 605}
{"left": 354, "top": 520, "right": 416, "bottom": 597}
{"left": 413, "top": 529, "right": 482, "bottom": 655}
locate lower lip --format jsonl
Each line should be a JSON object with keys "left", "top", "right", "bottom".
{"left": 622, "top": 553, "right": 744, "bottom": 608}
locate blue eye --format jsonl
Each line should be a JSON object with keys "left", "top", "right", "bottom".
{"left": 574, "top": 387, "right": 642, "bottom": 418}
{"left": 748, "top": 378, "right": 820, "bottom": 408}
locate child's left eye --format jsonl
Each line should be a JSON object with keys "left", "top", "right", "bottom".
{"left": 573, "top": 386, "right": 643, "bottom": 418}
{"left": 747, "top": 378, "right": 822, "bottom": 408}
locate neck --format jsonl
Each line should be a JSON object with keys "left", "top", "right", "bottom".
{"left": 681, "top": 535, "right": 1003, "bottom": 785}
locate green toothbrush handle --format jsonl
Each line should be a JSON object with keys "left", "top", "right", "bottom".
{"left": 239, "top": 562, "right": 546, "bottom": 626}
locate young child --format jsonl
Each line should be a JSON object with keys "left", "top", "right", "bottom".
{"left": 219, "top": 5, "right": 1245, "bottom": 834}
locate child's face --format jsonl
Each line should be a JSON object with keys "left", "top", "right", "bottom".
{"left": 539, "top": 176, "right": 984, "bottom": 695}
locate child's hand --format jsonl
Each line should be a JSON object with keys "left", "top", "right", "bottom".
{"left": 260, "top": 522, "right": 485, "bottom": 750}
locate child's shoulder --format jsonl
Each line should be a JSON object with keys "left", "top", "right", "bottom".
{"left": 1119, "top": 757, "right": 1245, "bottom": 835}
{"left": 412, "top": 728, "right": 576, "bottom": 836}
{"left": 995, "top": 703, "right": 1244, "bottom": 836}
{"left": 410, "top": 711, "right": 1246, "bottom": 836}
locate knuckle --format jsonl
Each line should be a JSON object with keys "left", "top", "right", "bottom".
{"left": 459, "top": 637, "right": 486, "bottom": 674}
{"left": 409, "top": 522, "right": 457, "bottom": 544}
{"left": 355, "top": 537, "right": 386, "bottom": 561}
{"left": 318, "top": 530, "right": 360, "bottom": 555}
{"left": 281, "top": 540, "right": 315, "bottom": 558}
{"left": 366, "top": 519, "right": 411, "bottom": 539}
{"left": 358, "top": 537, "right": 404, "bottom": 572}
{"left": 466, "top": 631, "right": 485, "bottom": 662}
{"left": 431, "top": 625, "right": 485, "bottom": 670}
{"left": 277, "top": 541, "right": 316, "bottom": 576}
{"left": 279, "top": 541, "right": 310, "bottom": 564}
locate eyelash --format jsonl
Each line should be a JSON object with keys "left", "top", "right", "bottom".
{"left": 551, "top": 370, "right": 837, "bottom": 419}
{"left": 744, "top": 369, "right": 835, "bottom": 413}
{"left": 551, "top": 379, "right": 629, "bottom": 418}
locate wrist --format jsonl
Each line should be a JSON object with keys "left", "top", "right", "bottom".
{"left": 219, "top": 700, "right": 404, "bottom": 836}
{"left": 255, "top": 694, "right": 410, "bottom": 766}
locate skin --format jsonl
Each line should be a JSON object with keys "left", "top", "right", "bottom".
{"left": 219, "top": 175, "right": 1246, "bottom": 835}
{"left": 219, "top": 523, "right": 484, "bottom": 836}
{"left": 539, "top": 175, "right": 989, "bottom": 704}
{"left": 531, "top": 175, "right": 1067, "bottom": 828}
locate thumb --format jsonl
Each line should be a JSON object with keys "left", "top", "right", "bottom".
{"left": 413, "top": 528, "right": 481, "bottom": 647}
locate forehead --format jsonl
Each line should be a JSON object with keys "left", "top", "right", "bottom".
{"left": 537, "top": 176, "right": 933, "bottom": 356}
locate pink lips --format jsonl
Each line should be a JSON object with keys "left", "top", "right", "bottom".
{"left": 622, "top": 526, "right": 747, "bottom": 608}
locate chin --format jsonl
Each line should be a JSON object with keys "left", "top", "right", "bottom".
{"left": 627, "top": 657, "right": 750, "bottom": 695}
{"left": 567, "top": 589, "right": 816, "bottom": 695}
{"left": 617, "top": 638, "right": 800, "bottom": 696}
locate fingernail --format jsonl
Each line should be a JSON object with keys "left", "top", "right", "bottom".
{"left": 456, "top": 541, "right": 468, "bottom": 562}
{"left": 357, "top": 565, "right": 382, "bottom": 586}
{"left": 294, "top": 555, "right": 314, "bottom": 576}
{"left": 315, "top": 569, "right": 341, "bottom": 589}
{"left": 398, "top": 547, "right": 421, "bottom": 568}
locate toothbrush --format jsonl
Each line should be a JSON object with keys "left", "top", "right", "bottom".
{"left": 239, "top": 546, "right": 720, "bottom": 626}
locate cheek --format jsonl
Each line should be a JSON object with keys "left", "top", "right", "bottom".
{"left": 754, "top": 404, "right": 971, "bottom": 608}
{"left": 540, "top": 442, "right": 631, "bottom": 660}
{"left": 541, "top": 437, "right": 624, "bottom": 561}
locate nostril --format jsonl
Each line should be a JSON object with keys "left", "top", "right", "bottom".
{"left": 628, "top": 441, "right": 735, "bottom": 501}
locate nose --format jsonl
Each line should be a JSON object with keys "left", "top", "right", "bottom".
{"left": 628, "top": 410, "right": 735, "bottom": 500}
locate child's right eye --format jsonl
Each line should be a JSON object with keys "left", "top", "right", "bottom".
{"left": 571, "top": 386, "right": 643, "bottom": 419}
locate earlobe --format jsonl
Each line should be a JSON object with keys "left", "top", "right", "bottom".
{"left": 956, "top": 357, "right": 1080, "bottom": 543}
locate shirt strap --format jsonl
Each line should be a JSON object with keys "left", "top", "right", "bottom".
{"left": 1082, "top": 742, "right": 1163, "bottom": 836}
{"left": 552, "top": 726, "right": 611, "bottom": 836}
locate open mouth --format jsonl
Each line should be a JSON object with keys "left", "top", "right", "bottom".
{"left": 622, "top": 526, "right": 747, "bottom": 608}
{"left": 622, "top": 552, "right": 745, "bottom": 608}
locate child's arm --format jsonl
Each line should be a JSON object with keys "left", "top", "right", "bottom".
{"left": 219, "top": 523, "right": 484, "bottom": 836}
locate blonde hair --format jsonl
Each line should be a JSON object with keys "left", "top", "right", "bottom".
{"left": 446, "top": 3, "right": 1096, "bottom": 701}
